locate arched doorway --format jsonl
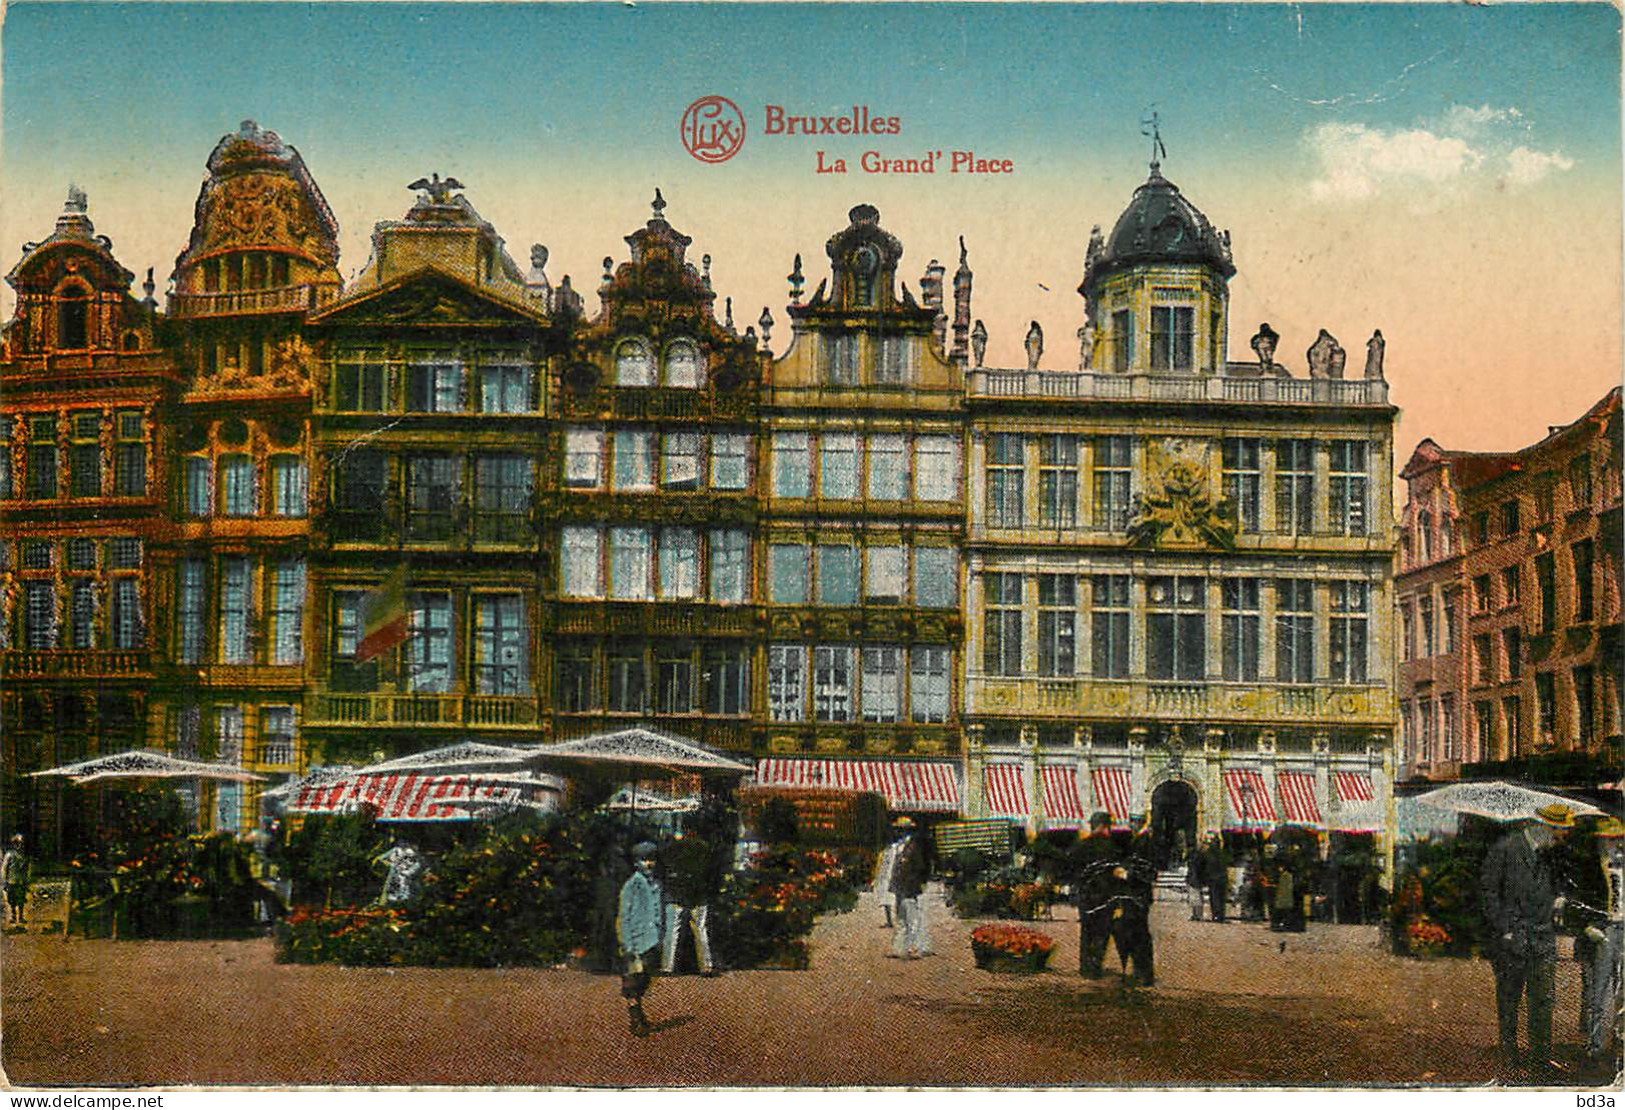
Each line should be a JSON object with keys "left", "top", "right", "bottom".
{"left": 1149, "top": 779, "right": 1199, "bottom": 871}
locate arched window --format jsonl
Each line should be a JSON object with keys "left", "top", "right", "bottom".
{"left": 615, "top": 339, "right": 653, "bottom": 387}
{"left": 663, "top": 340, "right": 702, "bottom": 388}
{"left": 57, "top": 286, "right": 90, "bottom": 350}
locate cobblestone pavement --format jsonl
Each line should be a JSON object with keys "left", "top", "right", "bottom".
{"left": 2, "top": 884, "right": 1618, "bottom": 1089}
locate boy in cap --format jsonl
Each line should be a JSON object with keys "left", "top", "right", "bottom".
{"left": 1480, "top": 802, "right": 1574, "bottom": 1072}
{"left": 617, "top": 841, "right": 663, "bottom": 1036}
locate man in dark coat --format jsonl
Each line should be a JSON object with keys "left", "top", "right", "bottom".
{"left": 660, "top": 790, "right": 734, "bottom": 975}
{"left": 1480, "top": 803, "right": 1574, "bottom": 1071}
{"left": 890, "top": 817, "right": 934, "bottom": 957}
{"left": 1072, "top": 811, "right": 1119, "bottom": 977}
{"left": 1110, "top": 817, "right": 1158, "bottom": 986}
{"left": 1202, "top": 834, "right": 1232, "bottom": 923}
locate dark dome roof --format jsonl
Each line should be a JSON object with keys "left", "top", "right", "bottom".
{"left": 1083, "top": 165, "right": 1234, "bottom": 293}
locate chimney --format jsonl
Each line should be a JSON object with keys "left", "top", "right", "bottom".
{"left": 921, "top": 259, "right": 947, "bottom": 356}
{"left": 951, "top": 237, "right": 972, "bottom": 367}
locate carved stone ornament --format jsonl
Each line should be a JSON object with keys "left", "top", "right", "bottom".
{"left": 202, "top": 173, "right": 328, "bottom": 260}
{"left": 1128, "top": 442, "right": 1235, "bottom": 550}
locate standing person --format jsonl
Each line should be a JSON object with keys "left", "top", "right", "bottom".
{"left": 889, "top": 817, "right": 933, "bottom": 958}
{"left": 373, "top": 835, "right": 422, "bottom": 906}
{"left": 1184, "top": 836, "right": 1206, "bottom": 922}
{"left": 873, "top": 830, "right": 904, "bottom": 929}
{"left": 1203, "top": 834, "right": 1232, "bottom": 923}
{"left": 1073, "top": 811, "right": 1118, "bottom": 977}
{"left": 617, "top": 841, "right": 663, "bottom": 1037}
{"left": 3, "top": 834, "right": 32, "bottom": 927}
{"left": 1480, "top": 803, "right": 1573, "bottom": 1073}
{"left": 660, "top": 818, "right": 725, "bottom": 976}
{"left": 1110, "top": 817, "right": 1158, "bottom": 986}
{"left": 1572, "top": 816, "right": 1624, "bottom": 1062}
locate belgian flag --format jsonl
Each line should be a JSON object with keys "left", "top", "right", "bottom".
{"left": 355, "top": 566, "right": 410, "bottom": 663}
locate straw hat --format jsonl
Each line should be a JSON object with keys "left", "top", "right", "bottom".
{"left": 1535, "top": 803, "right": 1576, "bottom": 829}
{"left": 631, "top": 841, "right": 658, "bottom": 859}
{"left": 1593, "top": 816, "right": 1624, "bottom": 838}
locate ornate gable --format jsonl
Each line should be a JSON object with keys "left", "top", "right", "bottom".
{"left": 310, "top": 268, "right": 549, "bottom": 330}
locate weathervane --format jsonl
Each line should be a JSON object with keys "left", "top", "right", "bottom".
{"left": 1141, "top": 109, "right": 1167, "bottom": 172}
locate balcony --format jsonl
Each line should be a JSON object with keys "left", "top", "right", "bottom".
{"left": 968, "top": 676, "right": 1394, "bottom": 725}
{"left": 966, "top": 369, "right": 1389, "bottom": 407}
{"left": 169, "top": 284, "right": 337, "bottom": 319}
{"left": 305, "top": 690, "right": 541, "bottom": 731}
{"left": 550, "top": 601, "right": 760, "bottom": 637}
{"left": 2, "top": 650, "right": 152, "bottom": 679}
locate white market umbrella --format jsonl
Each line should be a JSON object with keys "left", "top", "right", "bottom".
{"left": 1415, "top": 780, "right": 1604, "bottom": 823}
{"left": 606, "top": 785, "right": 700, "bottom": 813}
{"left": 360, "top": 741, "right": 535, "bottom": 775}
{"left": 526, "top": 726, "right": 752, "bottom": 778}
{"left": 28, "top": 749, "right": 265, "bottom": 785}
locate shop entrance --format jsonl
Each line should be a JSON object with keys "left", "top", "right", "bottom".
{"left": 1149, "top": 779, "right": 1199, "bottom": 870}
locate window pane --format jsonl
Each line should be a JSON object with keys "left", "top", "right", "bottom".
{"left": 821, "top": 433, "right": 859, "bottom": 499}
{"left": 661, "top": 432, "right": 702, "bottom": 490}
{"left": 769, "top": 644, "right": 805, "bottom": 721}
{"left": 709, "top": 530, "right": 749, "bottom": 603}
{"left": 610, "top": 527, "right": 651, "bottom": 599}
{"left": 270, "top": 456, "right": 308, "bottom": 517}
{"left": 910, "top": 646, "right": 949, "bottom": 723}
{"left": 814, "top": 645, "right": 854, "bottom": 721}
{"left": 862, "top": 646, "right": 902, "bottom": 722}
{"left": 565, "top": 428, "right": 603, "bottom": 488}
{"left": 867, "top": 434, "right": 905, "bottom": 500}
{"left": 659, "top": 528, "right": 699, "bottom": 599}
{"left": 664, "top": 341, "right": 701, "bottom": 388}
{"left": 219, "top": 456, "right": 256, "bottom": 516}
{"left": 772, "top": 432, "right": 811, "bottom": 499}
{"left": 616, "top": 340, "right": 653, "bottom": 386}
{"left": 770, "top": 544, "right": 808, "bottom": 604}
{"left": 270, "top": 560, "right": 306, "bottom": 665}
{"left": 865, "top": 546, "right": 904, "bottom": 603}
{"left": 817, "top": 544, "right": 859, "bottom": 605}
{"left": 613, "top": 431, "right": 654, "bottom": 491}
{"left": 474, "top": 594, "right": 528, "bottom": 695}
{"left": 915, "top": 436, "right": 958, "bottom": 501}
{"left": 711, "top": 433, "right": 749, "bottom": 490}
{"left": 220, "top": 556, "right": 253, "bottom": 663}
{"left": 561, "top": 526, "right": 602, "bottom": 597}
{"left": 914, "top": 547, "right": 956, "bottom": 609}
{"left": 406, "top": 593, "right": 453, "bottom": 692}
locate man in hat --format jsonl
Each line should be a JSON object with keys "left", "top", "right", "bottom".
{"left": 2, "top": 834, "right": 32, "bottom": 927}
{"left": 1072, "top": 811, "right": 1119, "bottom": 977}
{"left": 889, "top": 817, "right": 934, "bottom": 958}
{"left": 1571, "top": 815, "right": 1624, "bottom": 1061}
{"left": 1480, "top": 802, "right": 1574, "bottom": 1072}
{"left": 617, "top": 841, "right": 663, "bottom": 1036}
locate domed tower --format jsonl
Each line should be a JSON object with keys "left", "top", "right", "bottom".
{"left": 1078, "top": 159, "right": 1234, "bottom": 375}
{"left": 170, "top": 120, "right": 340, "bottom": 386}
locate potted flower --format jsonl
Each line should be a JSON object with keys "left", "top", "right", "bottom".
{"left": 970, "top": 922, "right": 1055, "bottom": 972}
{"left": 1404, "top": 914, "right": 1452, "bottom": 958}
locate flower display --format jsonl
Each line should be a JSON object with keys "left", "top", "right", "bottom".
{"left": 1405, "top": 915, "right": 1452, "bottom": 955}
{"left": 971, "top": 922, "right": 1056, "bottom": 958}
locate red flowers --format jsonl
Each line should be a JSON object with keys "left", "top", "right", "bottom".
{"left": 971, "top": 922, "right": 1056, "bottom": 958}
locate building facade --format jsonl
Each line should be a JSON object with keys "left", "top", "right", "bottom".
{"left": 962, "top": 164, "right": 1399, "bottom": 864}
{"left": 1397, "top": 387, "right": 1624, "bottom": 785}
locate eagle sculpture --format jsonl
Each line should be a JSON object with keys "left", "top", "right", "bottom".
{"left": 408, "top": 174, "right": 464, "bottom": 204}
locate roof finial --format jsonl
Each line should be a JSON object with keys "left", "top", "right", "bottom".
{"left": 652, "top": 188, "right": 667, "bottom": 220}
{"left": 788, "top": 253, "right": 805, "bottom": 305}
{"left": 65, "top": 184, "right": 88, "bottom": 214}
{"left": 725, "top": 296, "right": 734, "bottom": 331}
{"left": 958, "top": 235, "right": 968, "bottom": 267}
{"left": 702, "top": 253, "right": 712, "bottom": 290}
{"left": 1140, "top": 107, "right": 1167, "bottom": 174}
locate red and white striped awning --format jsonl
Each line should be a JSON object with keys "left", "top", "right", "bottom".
{"left": 1222, "top": 768, "right": 1278, "bottom": 829}
{"left": 1277, "top": 770, "right": 1323, "bottom": 826}
{"left": 1040, "top": 765, "right": 1089, "bottom": 826}
{"left": 291, "top": 773, "right": 530, "bottom": 821}
{"left": 983, "top": 763, "right": 1028, "bottom": 819}
{"left": 754, "top": 758, "right": 961, "bottom": 812}
{"left": 1330, "top": 770, "right": 1382, "bottom": 833}
{"left": 1090, "top": 766, "right": 1135, "bottom": 828}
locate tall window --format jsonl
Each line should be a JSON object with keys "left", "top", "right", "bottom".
{"left": 913, "top": 547, "right": 956, "bottom": 609}
{"left": 1534, "top": 475, "right": 1555, "bottom": 521}
{"left": 661, "top": 432, "right": 702, "bottom": 491}
{"left": 819, "top": 333, "right": 859, "bottom": 386}
{"left": 474, "top": 455, "right": 531, "bottom": 543}
{"left": 861, "top": 647, "right": 902, "bottom": 723}
{"left": 334, "top": 351, "right": 387, "bottom": 411}
{"left": 1440, "top": 697, "right": 1457, "bottom": 761}
{"left": 1473, "top": 574, "right": 1493, "bottom": 613}
{"left": 1536, "top": 672, "right": 1556, "bottom": 741}
{"left": 877, "top": 337, "right": 912, "bottom": 385}
{"left": 1092, "top": 575, "right": 1130, "bottom": 679}
{"left": 1222, "top": 439, "right": 1261, "bottom": 533}
{"left": 768, "top": 645, "right": 805, "bottom": 722}
{"left": 769, "top": 543, "right": 808, "bottom": 604}
{"left": 1502, "top": 627, "right": 1522, "bottom": 680}
{"left": 478, "top": 357, "right": 530, "bottom": 413}
{"left": 1150, "top": 305, "right": 1194, "bottom": 371}
{"left": 612, "top": 431, "right": 655, "bottom": 491}
{"left": 864, "top": 545, "right": 905, "bottom": 605}
{"left": 1419, "top": 697, "right": 1436, "bottom": 761}
{"left": 813, "top": 645, "right": 855, "bottom": 721}
{"left": 659, "top": 528, "right": 699, "bottom": 599}
{"left": 474, "top": 594, "right": 528, "bottom": 695}
{"left": 1419, "top": 596, "right": 1436, "bottom": 657}
{"left": 1504, "top": 695, "right": 1523, "bottom": 756}
{"left": 986, "top": 433, "right": 1025, "bottom": 528}
{"left": 1222, "top": 578, "right": 1261, "bottom": 682}
{"left": 262, "top": 707, "right": 296, "bottom": 764}
{"left": 867, "top": 434, "right": 906, "bottom": 501}
{"left": 1276, "top": 440, "right": 1314, "bottom": 534}
{"left": 561, "top": 527, "right": 602, "bottom": 597}
{"left": 27, "top": 416, "right": 57, "bottom": 500}
{"left": 115, "top": 411, "right": 146, "bottom": 497}
{"left": 915, "top": 436, "right": 958, "bottom": 501}
{"left": 557, "top": 643, "right": 599, "bottom": 712}
{"left": 1501, "top": 565, "right": 1521, "bottom": 607}
{"left": 24, "top": 580, "right": 55, "bottom": 648}
{"left": 711, "top": 433, "right": 749, "bottom": 491}
{"left": 1147, "top": 576, "right": 1205, "bottom": 681}
{"left": 1037, "top": 574, "right": 1076, "bottom": 677}
{"left": 1475, "top": 702, "right": 1495, "bottom": 761}
{"left": 983, "top": 573, "right": 1024, "bottom": 676}
{"left": 1092, "top": 435, "right": 1132, "bottom": 531}
{"left": 1329, "top": 581, "right": 1369, "bottom": 684}
{"left": 564, "top": 428, "right": 603, "bottom": 488}
{"left": 1574, "top": 666, "right": 1596, "bottom": 744}
{"left": 615, "top": 339, "right": 654, "bottom": 386}
{"left": 332, "top": 451, "right": 385, "bottom": 539}
{"left": 1535, "top": 552, "right": 1556, "bottom": 632}
{"left": 772, "top": 432, "right": 812, "bottom": 499}
{"left": 910, "top": 646, "right": 951, "bottom": 723}
{"left": 329, "top": 591, "right": 376, "bottom": 691}
{"left": 220, "top": 556, "right": 253, "bottom": 664}
{"left": 406, "top": 354, "right": 460, "bottom": 412}
{"left": 1501, "top": 499, "right": 1520, "bottom": 537}
{"left": 1111, "top": 309, "right": 1133, "bottom": 372}
{"left": 1329, "top": 442, "right": 1368, "bottom": 536}
{"left": 70, "top": 580, "right": 98, "bottom": 649}
{"left": 820, "top": 433, "right": 859, "bottom": 499}
{"left": 1038, "top": 435, "right": 1079, "bottom": 528}
{"left": 1275, "top": 578, "right": 1314, "bottom": 683}
{"left": 1441, "top": 587, "right": 1458, "bottom": 655}
{"left": 215, "top": 707, "right": 245, "bottom": 831}
{"left": 69, "top": 413, "right": 101, "bottom": 498}
{"left": 58, "top": 288, "right": 89, "bottom": 349}
{"left": 608, "top": 648, "right": 647, "bottom": 713}
{"left": 1472, "top": 633, "right": 1494, "bottom": 686}
{"left": 177, "top": 559, "right": 206, "bottom": 664}
{"left": 709, "top": 530, "right": 749, "bottom": 603}
{"left": 219, "top": 455, "right": 256, "bottom": 516}
{"left": 610, "top": 527, "right": 652, "bottom": 600}
{"left": 1572, "top": 540, "right": 1595, "bottom": 622}
{"left": 270, "top": 456, "right": 307, "bottom": 517}
{"left": 270, "top": 560, "right": 305, "bottom": 665}
{"left": 703, "top": 646, "right": 749, "bottom": 715}
{"left": 1570, "top": 454, "right": 1593, "bottom": 509}
{"left": 406, "top": 456, "right": 459, "bottom": 541}
{"left": 664, "top": 340, "right": 702, "bottom": 388}
{"left": 817, "top": 544, "right": 859, "bottom": 605}
{"left": 406, "top": 593, "right": 453, "bottom": 693}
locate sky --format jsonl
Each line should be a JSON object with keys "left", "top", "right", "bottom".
{"left": 2, "top": 2, "right": 1619, "bottom": 461}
